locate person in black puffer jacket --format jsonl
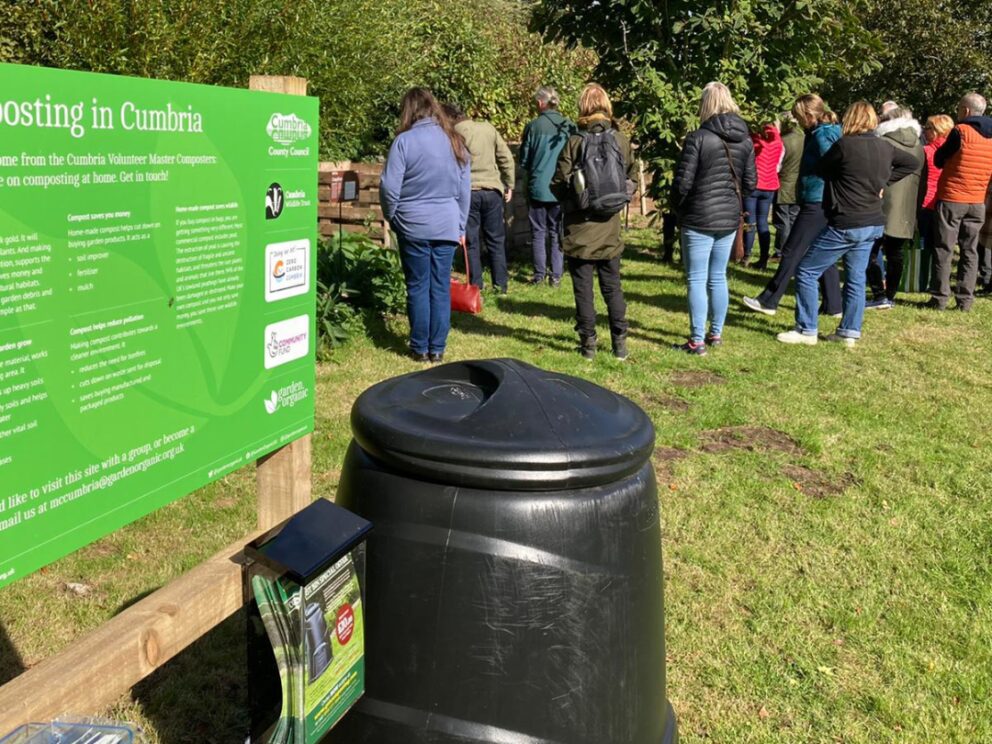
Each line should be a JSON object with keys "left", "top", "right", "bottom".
{"left": 670, "top": 81, "right": 756, "bottom": 355}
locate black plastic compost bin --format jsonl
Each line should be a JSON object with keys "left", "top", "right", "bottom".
{"left": 330, "top": 358, "right": 678, "bottom": 744}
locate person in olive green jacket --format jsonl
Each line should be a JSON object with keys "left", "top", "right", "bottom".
{"left": 551, "top": 83, "right": 636, "bottom": 360}
{"left": 774, "top": 114, "right": 805, "bottom": 258}
{"left": 446, "top": 103, "right": 515, "bottom": 292}
{"left": 865, "top": 105, "right": 924, "bottom": 308}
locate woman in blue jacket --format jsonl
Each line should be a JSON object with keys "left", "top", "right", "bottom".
{"left": 380, "top": 88, "right": 471, "bottom": 363}
{"left": 742, "top": 94, "right": 842, "bottom": 318}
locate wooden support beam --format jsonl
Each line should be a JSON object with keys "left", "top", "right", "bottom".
{"left": 248, "top": 75, "right": 307, "bottom": 96}
{"left": 256, "top": 434, "right": 313, "bottom": 530}
{"left": 0, "top": 529, "right": 263, "bottom": 731}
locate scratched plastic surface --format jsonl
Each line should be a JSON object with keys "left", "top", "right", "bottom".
{"left": 332, "top": 359, "right": 678, "bottom": 744}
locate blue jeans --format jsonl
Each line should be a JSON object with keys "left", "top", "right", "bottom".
{"left": 744, "top": 189, "right": 775, "bottom": 262}
{"left": 529, "top": 200, "right": 563, "bottom": 280}
{"left": 682, "top": 227, "right": 735, "bottom": 342}
{"left": 398, "top": 237, "right": 457, "bottom": 354}
{"left": 794, "top": 225, "right": 883, "bottom": 338}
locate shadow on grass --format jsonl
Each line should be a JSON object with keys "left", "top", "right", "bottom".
{"left": 0, "top": 623, "right": 25, "bottom": 686}
{"left": 363, "top": 312, "right": 408, "bottom": 357}
{"left": 133, "top": 610, "right": 248, "bottom": 744}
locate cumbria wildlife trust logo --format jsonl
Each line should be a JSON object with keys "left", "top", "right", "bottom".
{"left": 265, "top": 182, "right": 284, "bottom": 219}
{"left": 266, "top": 113, "right": 312, "bottom": 146}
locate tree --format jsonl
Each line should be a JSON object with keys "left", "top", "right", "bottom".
{"left": 1, "top": 0, "right": 594, "bottom": 160}
{"left": 823, "top": 0, "right": 992, "bottom": 120}
{"left": 532, "top": 0, "right": 879, "bottom": 192}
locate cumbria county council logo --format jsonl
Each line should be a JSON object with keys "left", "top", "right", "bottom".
{"left": 266, "top": 113, "right": 312, "bottom": 146}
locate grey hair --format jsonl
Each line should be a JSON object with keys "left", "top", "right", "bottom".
{"left": 960, "top": 92, "right": 987, "bottom": 116}
{"left": 880, "top": 100, "right": 899, "bottom": 115}
{"left": 534, "top": 86, "right": 560, "bottom": 108}
{"left": 698, "top": 81, "right": 739, "bottom": 123}
{"left": 880, "top": 105, "right": 913, "bottom": 123}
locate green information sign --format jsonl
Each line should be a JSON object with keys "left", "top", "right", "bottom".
{"left": 0, "top": 63, "right": 319, "bottom": 589}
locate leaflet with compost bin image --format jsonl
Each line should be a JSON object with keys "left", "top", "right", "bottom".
{"left": 0, "top": 63, "right": 318, "bottom": 588}
{"left": 251, "top": 554, "right": 366, "bottom": 744}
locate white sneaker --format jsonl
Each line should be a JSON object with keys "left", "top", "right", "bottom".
{"left": 743, "top": 296, "right": 776, "bottom": 316}
{"left": 777, "top": 330, "right": 818, "bottom": 345}
{"left": 825, "top": 333, "right": 856, "bottom": 347}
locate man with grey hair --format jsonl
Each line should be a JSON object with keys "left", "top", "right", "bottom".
{"left": 928, "top": 91, "right": 992, "bottom": 310}
{"left": 520, "top": 86, "right": 576, "bottom": 286}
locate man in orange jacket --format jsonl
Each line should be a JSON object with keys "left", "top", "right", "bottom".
{"left": 929, "top": 92, "right": 992, "bottom": 310}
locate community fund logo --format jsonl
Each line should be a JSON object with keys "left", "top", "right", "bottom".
{"left": 265, "top": 183, "right": 284, "bottom": 219}
{"left": 263, "top": 380, "right": 309, "bottom": 415}
{"left": 266, "top": 113, "right": 312, "bottom": 146}
{"left": 265, "top": 239, "right": 310, "bottom": 302}
{"left": 264, "top": 315, "right": 310, "bottom": 369}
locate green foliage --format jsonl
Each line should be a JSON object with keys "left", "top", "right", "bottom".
{"left": 532, "top": 0, "right": 879, "bottom": 192}
{"left": 822, "top": 0, "right": 992, "bottom": 119}
{"left": 1, "top": 0, "right": 594, "bottom": 159}
{"left": 315, "top": 233, "right": 406, "bottom": 356}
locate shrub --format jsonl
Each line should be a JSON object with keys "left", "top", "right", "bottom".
{"left": 315, "top": 233, "right": 406, "bottom": 357}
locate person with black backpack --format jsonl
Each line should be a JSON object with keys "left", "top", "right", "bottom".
{"left": 551, "top": 83, "right": 636, "bottom": 360}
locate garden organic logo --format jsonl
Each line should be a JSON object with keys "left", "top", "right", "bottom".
{"left": 264, "top": 390, "right": 279, "bottom": 415}
{"left": 266, "top": 113, "right": 312, "bottom": 146}
{"left": 264, "top": 381, "right": 309, "bottom": 415}
{"left": 265, "top": 182, "right": 284, "bottom": 219}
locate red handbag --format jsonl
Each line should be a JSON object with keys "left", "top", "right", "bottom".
{"left": 450, "top": 239, "right": 483, "bottom": 314}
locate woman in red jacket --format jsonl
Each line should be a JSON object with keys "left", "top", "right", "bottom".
{"left": 919, "top": 114, "right": 953, "bottom": 290}
{"left": 743, "top": 123, "right": 783, "bottom": 268}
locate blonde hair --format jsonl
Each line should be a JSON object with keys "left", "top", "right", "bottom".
{"left": 698, "top": 82, "right": 739, "bottom": 123}
{"left": 578, "top": 83, "right": 613, "bottom": 119}
{"left": 926, "top": 114, "right": 954, "bottom": 138}
{"left": 842, "top": 101, "right": 878, "bottom": 136}
{"left": 792, "top": 94, "right": 830, "bottom": 128}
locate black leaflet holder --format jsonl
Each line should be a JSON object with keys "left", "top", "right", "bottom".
{"left": 244, "top": 498, "right": 372, "bottom": 744}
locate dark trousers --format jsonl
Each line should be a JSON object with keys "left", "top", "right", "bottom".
{"left": 529, "top": 200, "right": 563, "bottom": 280}
{"left": 774, "top": 202, "right": 801, "bottom": 255}
{"left": 661, "top": 211, "right": 678, "bottom": 262}
{"left": 979, "top": 242, "right": 992, "bottom": 286}
{"left": 867, "top": 234, "right": 906, "bottom": 300}
{"left": 743, "top": 189, "right": 775, "bottom": 262}
{"left": 756, "top": 202, "right": 842, "bottom": 313}
{"left": 931, "top": 200, "right": 985, "bottom": 308}
{"left": 918, "top": 208, "right": 937, "bottom": 288}
{"left": 566, "top": 255, "right": 628, "bottom": 345}
{"left": 466, "top": 189, "right": 508, "bottom": 290}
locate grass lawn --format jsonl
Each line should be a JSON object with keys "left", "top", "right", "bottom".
{"left": 1, "top": 227, "right": 990, "bottom": 743}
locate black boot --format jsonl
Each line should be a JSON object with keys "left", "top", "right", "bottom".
{"left": 611, "top": 333, "right": 628, "bottom": 361}
{"left": 579, "top": 336, "right": 597, "bottom": 360}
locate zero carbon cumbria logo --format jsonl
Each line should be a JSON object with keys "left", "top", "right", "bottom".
{"left": 265, "top": 183, "right": 284, "bottom": 219}
{"left": 266, "top": 113, "right": 312, "bottom": 146}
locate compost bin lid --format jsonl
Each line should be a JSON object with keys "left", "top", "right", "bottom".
{"left": 350, "top": 358, "right": 655, "bottom": 490}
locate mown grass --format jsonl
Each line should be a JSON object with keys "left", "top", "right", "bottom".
{"left": 1, "top": 227, "right": 990, "bottom": 743}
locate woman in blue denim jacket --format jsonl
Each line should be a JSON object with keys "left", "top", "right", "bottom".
{"left": 380, "top": 88, "right": 471, "bottom": 363}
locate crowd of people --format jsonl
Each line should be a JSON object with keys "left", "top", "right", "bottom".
{"left": 379, "top": 82, "right": 992, "bottom": 362}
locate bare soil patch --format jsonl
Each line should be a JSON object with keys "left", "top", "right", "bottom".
{"left": 670, "top": 370, "right": 726, "bottom": 388}
{"left": 653, "top": 446, "right": 689, "bottom": 482}
{"left": 781, "top": 464, "right": 857, "bottom": 499}
{"left": 699, "top": 426, "right": 802, "bottom": 455}
{"left": 640, "top": 392, "right": 691, "bottom": 413}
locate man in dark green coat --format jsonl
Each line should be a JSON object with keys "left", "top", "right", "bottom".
{"left": 520, "top": 86, "right": 576, "bottom": 286}
{"left": 774, "top": 115, "right": 804, "bottom": 259}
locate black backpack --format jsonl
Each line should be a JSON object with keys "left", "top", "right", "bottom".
{"left": 573, "top": 129, "right": 630, "bottom": 217}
